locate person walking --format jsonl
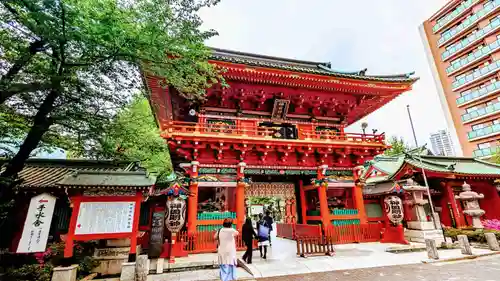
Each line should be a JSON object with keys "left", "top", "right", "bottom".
{"left": 263, "top": 210, "right": 274, "bottom": 247}
{"left": 242, "top": 217, "right": 257, "bottom": 264}
{"left": 256, "top": 213, "right": 270, "bottom": 259}
{"left": 215, "top": 219, "right": 239, "bottom": 281}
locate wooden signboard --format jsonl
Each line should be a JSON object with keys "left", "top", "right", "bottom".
{"left": 148, "top": 207, "right": 165, "bottom": 258}
{"left": 64, "top": 192, "right": 142, "bottom": 258}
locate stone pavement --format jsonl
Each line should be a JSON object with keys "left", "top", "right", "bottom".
{"left": 147, "top": 228, "right": 496, "bottom": 281}
{"left": 257, "top": 254, "right": 500, "bottom": 281}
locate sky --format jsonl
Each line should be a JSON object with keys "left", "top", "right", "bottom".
{"left": 199, "top": 0, "right": 453, "bottom": 150}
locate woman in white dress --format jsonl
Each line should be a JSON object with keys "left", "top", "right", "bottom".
{"left": 214, "top": 218, "right": 239, "bottom": 281}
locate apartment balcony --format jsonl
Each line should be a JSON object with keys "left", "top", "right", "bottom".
{"left": 467, "top": 123, "right": 500, "bottom": 140}
{"left": 452, "top": 60, "right": 500, "bottom": 91}
{"left": 433, "top": 0, "right": 480, "bottom": 34}
{"left": 473, "top": 146, "right": 498, "bottom": 158}
{"left": 446, "top": 39, "right": 500, "bottom": 75}
{"left": 461, "top": 102, "right": 500, "bottom": 123}
{"left": 442, "top": 16, "right": 500, "bottom": 61}
{"left": 438, "top": 0, "right": 499, "bottom": 47}
{"left": 162, "top": 121, "right": 386, "bottom": 147}
{"left": 456, "top": 81, "right": 500, "bottom": 106}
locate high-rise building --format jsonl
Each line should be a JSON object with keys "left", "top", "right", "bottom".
{"left": 420, "top": 0, "right": 500, "bottom": 159}
{"left": 430, "top": 129, "right": 456, "bottom": 156}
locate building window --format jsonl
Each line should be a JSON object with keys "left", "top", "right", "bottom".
{"left": 493, "top": 119, "right": 500, "bottom": 125}
{"left": 466, "top": 106, "right": 478, "bottom": 113}
{"left": 478, "top": 142, "right": 491, "bottom": 149}
{"left": 472, "top": 123, "right": 485, "bottom": 130}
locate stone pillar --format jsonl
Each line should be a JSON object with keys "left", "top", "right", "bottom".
{"left": 457, "top": 235, "right": 473, "bottom": 255}
{"left": 299, "top": 180, "right": 308, "bottom": 224}
{"left": 187, "top": 161, "right": 199, "bottom": 234}
{"left": 485, "top": 233, "right": 500, "bottom": 251}
{"left": 235, "top": 162, "right": 247, "bottom": 230}
{"left": 52, "top": 265, "right": 78, "bottom": 281}
{"left": 135, "top": 255, "right": 148, "bottom": 281}
{"left": 317, "top": 165, "right": 330, "bottom": 230}
{"left": 120, "top": 262, "right": 136, "bottom": 281}
{"left": 425, "top": 239, "right": 439, "bottom": 260}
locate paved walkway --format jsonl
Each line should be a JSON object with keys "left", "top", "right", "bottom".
{"left": 147, "top": 229, "right": 495, "bottom": 281}
{"left": 257, "top": 254, "right": 500, "bottom": 281}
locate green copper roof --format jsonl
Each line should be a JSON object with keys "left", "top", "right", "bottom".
{"left": 363, "top": 152, "right": 500, "bottom": 183}
{"left": 211, "top": 48, "right": 419, "bottom": 83}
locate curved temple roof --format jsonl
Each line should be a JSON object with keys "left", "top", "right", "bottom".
{"left": 210, "top": 47, "right": 419, "bottom": 83}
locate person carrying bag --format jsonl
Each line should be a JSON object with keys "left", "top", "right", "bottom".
{"left": 256, "top": 213, "right": 270, "bottom": 259}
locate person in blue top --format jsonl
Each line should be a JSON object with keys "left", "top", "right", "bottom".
{"left": 256, "top": 213, "right": 270, "bottom": 259}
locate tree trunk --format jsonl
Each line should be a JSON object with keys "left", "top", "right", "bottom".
{"left": 0, "top": 89, "right": 58, "bottom": 195}
{"left": 0, "top": 40, "right": 45, "bottom": 104}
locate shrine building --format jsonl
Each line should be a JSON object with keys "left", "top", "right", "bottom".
{"left": 144, "top": 48, "right": 419, "bottom": 238}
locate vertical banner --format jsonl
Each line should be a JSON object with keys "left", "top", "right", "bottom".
{"left": 148, "top": 208, "right": 165, "bottom": 258}
{"left": 17, "top": 193, "right": 56, "bottom": 253}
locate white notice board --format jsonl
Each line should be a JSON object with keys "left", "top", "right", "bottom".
{"left": 75, "top": 202, "right": 135, "bottom": 235}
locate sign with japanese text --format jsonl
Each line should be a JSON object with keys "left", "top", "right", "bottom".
{"left": 75, "top": 202, "right": 135, "bottom": 235}
{"left": 384, "top": 195, "right": 404, "bottom": 225}
{"left": 148, "top": 208, "right": 165, "bottom": 258}
{"left": 17, "top": 193, "right": 56, "bottom": 253}
{"left": 165, "top": 197, "right": 186, "bottom": 233}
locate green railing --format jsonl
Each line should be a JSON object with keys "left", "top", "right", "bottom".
{"left": 461, "top": 102, "right": 500, "bottom": 122}
{"left": 457, "top": 81, "right": 500, "bottom": 105}
{"left": 434, "top": 0, "right": 478, "bottom": 33}
{"left": 331, "top": 209, "right": 359, "bottom": 216}
{"left": 452, "top": 60, "right": 500, "bottom": 90}
{"left": 446, "top": 39, "right": 500, "bottom": 74}
{"left": 442, "top": 16, "right": 500, "bottom": 60}
{"left": 331, "top": 219, "right": 360, "bottom": 226}
{"left": 197, "top": 224, "right": 236, "bottom": 231}
{"left": 468, "top": 123, "right": 500, "bottom": 139}
{"left": 438, "top": 0, "right": 499, "bottom": 46}
{"left": 197, "top": 211, "right": 236, "bottom": 220}
{"left": 473, "top": 146, "right": 498, "bottom": 157}
{"left": 306, "top": 210, "right": 321, "bottom": 216}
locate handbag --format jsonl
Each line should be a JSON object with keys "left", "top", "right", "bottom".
{"left": 258, "top": 222, "right": 269, "bottom": 239}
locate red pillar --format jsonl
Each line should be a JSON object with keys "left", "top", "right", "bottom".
{"left": 352, "top": 167, "right": 367, "bottom": 224}
{"left": 299, "top": 180, "right": 307, "bottom": 224}
{"left": 445, "top": 182, "right": 465, "bottom": 228}
{"left": 317, "top": 165, "right": 330, "bottom": 230}
{"left": 235, "top": 162, "right": 247, "bottom": 231}
{"left": 187, "top": 161, "right": 199, "bottom": 234}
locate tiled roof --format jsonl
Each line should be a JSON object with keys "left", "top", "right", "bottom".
{"left": 58, "top": 170, "right": 155, "bottom": 189}
{"left": 362, "top": 153, "right": 500, "bottom": 183}
{"left": 0, "top": 159, "right": 145, "bottom": 189}
{"left": 211, "top": 48, "right": 419, "bottom": 83}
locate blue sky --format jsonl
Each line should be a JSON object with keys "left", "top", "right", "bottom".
{"left": 199, "top": 0, "right": 454, "bottom": 150}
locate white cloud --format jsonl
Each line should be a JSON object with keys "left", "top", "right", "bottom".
{"left": 200, "top": 0, "right": 450, "bottom": 148}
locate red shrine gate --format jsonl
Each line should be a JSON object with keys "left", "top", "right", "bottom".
{"left": 143, "top": 48, "right": 417, "bottom": 255}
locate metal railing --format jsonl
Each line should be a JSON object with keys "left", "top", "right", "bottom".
{"left": 452, "top": 60, "right": 500, "bottom": 90}
{"left": 461, "top": 102, "right": 500, "bottom": 122}
{"left": 467, "top": 123, "right": 500, "bottom": 139}
{"left": 446, "top": 38, "right": 500, "bottom": 75}
{"left": 457, "top": 81, "right": 500, "bottom": 105}
{"left": 434, "top": 0, "right": 479, "bottom": 33}
{"left": 164, "top": 121, "right": 386, "bottom": 144}
{"left": 442, "top": 16, "right": 500, "bottom": 61}
{"left": 473, "top": 146, "right": 498, "bottom": 157}
{"left": 438, "top": 0, "right": 499, "bottom": 46}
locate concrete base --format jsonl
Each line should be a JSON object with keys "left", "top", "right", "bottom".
{"left": 52, "top": 265, "right": 78, "bottom": 281}
{"left": 120, "top": 262, "right": 136, "bottom": 281}
{"left": 407, "top": 221, "right": 435, "bottom": 230}
{"left": 405, "top": 229, "right": 445, "bottom": 244}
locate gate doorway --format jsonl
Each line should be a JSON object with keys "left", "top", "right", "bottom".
{"left": 245, "top": 182, "right": 297, "bottom": 223}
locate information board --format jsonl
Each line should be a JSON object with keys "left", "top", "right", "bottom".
{"left": 75, "top": 202, "right": 135, "bottom": 235}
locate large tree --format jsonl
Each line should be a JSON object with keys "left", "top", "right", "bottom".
{"left": 0, "top": 0, "right": 222, "bottom": 194}
{"left": 384, "top": 136, "right": 410, "bottom": 156}
{"left": 69, "top": 94, "right": 173, "bottom": 180}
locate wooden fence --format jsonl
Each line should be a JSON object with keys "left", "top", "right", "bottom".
{"left": 178, "top": 231, "right": 257, "bottom": 254}
{"left": 324, "top": 223, "right": 382, "bottom": 244}
{"left": 276, "top": 223, "right": 295, "bottom": 239}
{"left": 296, "top": 236, "right": 335, "bottom": 257}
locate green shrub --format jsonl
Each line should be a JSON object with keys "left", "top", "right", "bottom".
{"left": 444, "top": 227, "right": 500, "bottom": 243}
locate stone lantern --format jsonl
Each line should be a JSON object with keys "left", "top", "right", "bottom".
{"left": 455, "top": 182, "right": 485, "bottom": 229}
